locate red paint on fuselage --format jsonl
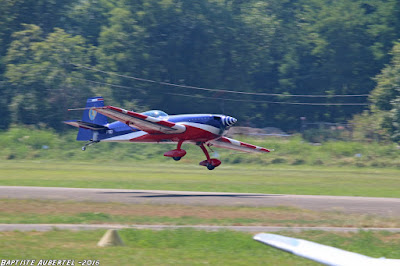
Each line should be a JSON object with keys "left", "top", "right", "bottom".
{"left": 128, "top": 125, "right": 218, "bottom": 143}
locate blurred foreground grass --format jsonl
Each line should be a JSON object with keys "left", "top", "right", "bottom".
{"left": 0, "top": 229, "right": 399, "bottom": 266}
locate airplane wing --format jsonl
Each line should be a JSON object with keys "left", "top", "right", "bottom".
{"left": 253, "top": 233, "right": 400, "bottom": 266}
{"left": 207, "top": 136, "right": 271, "bottom": 153}
{"left": 94, "top": 106, "right": 186, "bottom": 134}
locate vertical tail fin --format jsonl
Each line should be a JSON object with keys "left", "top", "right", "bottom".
{"left": 77, "top": 97, "right": 107, "bottom": 141}
{"left": 82, "top": 97, "right": 107, "bottom": 124}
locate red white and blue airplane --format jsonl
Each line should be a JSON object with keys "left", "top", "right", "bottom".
{"left": 64, "top": 97, "right": 270, "bottom": 170}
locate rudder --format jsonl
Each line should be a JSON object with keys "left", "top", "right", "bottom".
{"left": 77, "top": 97, "right": 107, "bottom": 141}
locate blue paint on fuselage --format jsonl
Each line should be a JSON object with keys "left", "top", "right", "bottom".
{"left": 168, "top": 114, "right": 225, "bottom": 128}
{"left": 95, "top": 114, "right": 233, "bottom": 141}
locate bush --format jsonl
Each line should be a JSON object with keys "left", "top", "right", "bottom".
{"left": 291, "top": 158, "right": 306, "bottom": 165}
{"left": 302, "top": 128, "right": 344, "bottom": 143}
{"left": 1, "top": 125, "right": 400, "bottom": 168}
{"left": 271, "top": 158, "right": 287, "bottom": 164}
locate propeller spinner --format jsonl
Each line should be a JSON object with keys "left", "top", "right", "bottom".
{"left": 222, "top": 116, "right": 237, "bottom": 127}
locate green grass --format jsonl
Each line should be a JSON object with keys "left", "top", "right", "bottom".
{"left": 0, "top": 229, "right": 399, "bottom": 265}
{"left": 1, "top": 127, "right": 400, "bottom": 265}
{"left": 0, "top": 211, "right": 262, "bottom": 225}
{"left": 2, "top": 125, "right": 400, "bottom": 168}
{"left": 1, "top": 160, "right": 400, "bottom": 197}
{"left": 2, "top": 199, "right": 399, "bottom": 227}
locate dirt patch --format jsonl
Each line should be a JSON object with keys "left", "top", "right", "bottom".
{"left": 0, "top": 199, "right": 305, "bottom": 219}
{"left": 1, "top": 199, "right": 399, "bottom": 227}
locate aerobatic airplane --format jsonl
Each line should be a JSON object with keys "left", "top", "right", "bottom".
{"left": 64, "top": 97, "right": 270, "bottom": 170}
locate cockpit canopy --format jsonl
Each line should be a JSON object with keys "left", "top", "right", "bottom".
{"left": 141, "top": 110, "right": 168, "bottom": 119}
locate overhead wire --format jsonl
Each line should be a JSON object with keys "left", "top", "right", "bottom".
{"left": 70, "top": 75, "right": 370, "bottom": 106}
{"left": 166, "top": 93, "right": 369, "bottom": 106}
{"left": 70, "top": 76, "right": 145, "bottom": 93}
{"left": 70, "top": 63, "right": 370, "bottom": 98}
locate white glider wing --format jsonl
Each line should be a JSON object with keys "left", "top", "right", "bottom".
{"left": 253, "top": 233, "right": 400, "bottom": 266}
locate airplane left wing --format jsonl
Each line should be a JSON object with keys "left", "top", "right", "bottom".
{"left": 253, "top": 233, "right": 400, "bottom": 266}
{"left": 63, "top": 120, "right": 109, "bottom": 130}
{"left": 207, "top": 136, "right": 271, "bottom": 153}
{"left": 94, "top": 106, "right": 186, "bottom": 134}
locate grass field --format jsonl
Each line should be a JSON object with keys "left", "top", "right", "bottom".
{"left": 1, "top": 229, "right": 400, "bottom": 265}
{"left": 1, "top": 159, "right": 400, "bottom": 265}
{"left": 1, "top": 160, "right": 400, "bottom": 197}
{"left": 1, "top": 199, "right": 399, "bottom": 227}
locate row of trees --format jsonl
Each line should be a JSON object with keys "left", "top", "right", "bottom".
{"left": 1, "top": 0, "right": 400, "bottom": 141}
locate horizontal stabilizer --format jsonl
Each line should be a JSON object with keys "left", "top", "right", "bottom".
{"left": 63, "top": 120, "right": 109, "bottom": 131}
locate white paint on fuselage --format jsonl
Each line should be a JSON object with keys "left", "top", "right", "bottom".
{"left": 102, "top": 131, "right": 148, "bottom": 142}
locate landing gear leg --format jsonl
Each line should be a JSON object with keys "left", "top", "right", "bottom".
{"left": 82, "top": 140, "right": 99, "bottom": 151}
{"left": 82, "top": 131, "right": 100, "bottom": 151}
{"left": 198, "top": 143, "right": 221, "bottom": 170}
{"left": 164, "top": 140, "right": 187, "bottom": 160}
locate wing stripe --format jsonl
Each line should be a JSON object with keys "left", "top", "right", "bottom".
{"left": 107, "top": 106, "right": 178, "bottom": 128}
{"left": 95, "top": 106, "right": 186, "bottom": 134}
{"left": 208, "top": 137, "right": 270, "bottom": 153}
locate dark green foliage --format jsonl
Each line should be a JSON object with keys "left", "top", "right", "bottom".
{"left": 4, "top": 25, "right": 95, "bottom": 130}
{"left": 1, "top": 0, "right": 400, "bottom": 134}
{"left": 366, "top": 42, "right": 400, "bottom": 142}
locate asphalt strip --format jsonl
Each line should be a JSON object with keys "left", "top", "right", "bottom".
{"left": 1, "top": 224, "right": 400, "bottom": 233}
{"left": 1, "top": 186, "right": 400, "bottom": 216}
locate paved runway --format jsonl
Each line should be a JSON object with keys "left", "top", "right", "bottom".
{"left": 1, "top": 186, "right": 399, "bottom": 216}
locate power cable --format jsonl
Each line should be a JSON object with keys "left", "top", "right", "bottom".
{"left": 70, "top": 76, "right": 369, "bottom": 106}
{"left": 71, "top": 63, "right": 370, "bottom": 98}
{"left": 166, "top": 93, "right": 370, "bottom": 106}
{"left": 70, "top": 77, "right": 145, "bottom": 93}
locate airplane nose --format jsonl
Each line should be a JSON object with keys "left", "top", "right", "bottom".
{"left": 223, "top": 116, "right": 237, "bottom": 127}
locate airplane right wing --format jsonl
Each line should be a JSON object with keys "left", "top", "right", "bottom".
{"left": 253, "top": 233, "right": 400, "bottom": 266}
{"left": 207, "top": 136, "right": 271, "bottom": 153}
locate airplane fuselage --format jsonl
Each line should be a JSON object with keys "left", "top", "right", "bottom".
{"left": 97, "top": 114, "right": 237, "bottom": 144}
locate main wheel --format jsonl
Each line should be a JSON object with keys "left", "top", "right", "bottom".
{"left": 207, "top": 164, "right": 215, "bottom": 170}
{"left": 82, "top": 146, "right": 86, "bottom": 151}
{"left": 173, "top": 157, "right": 181, "bottom": 161}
